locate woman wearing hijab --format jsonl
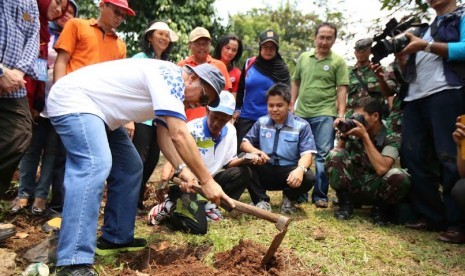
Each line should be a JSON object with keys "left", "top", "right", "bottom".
{"left": 130, "top": 21, "right": 179, "bottom": 212}
{"left": 11, "top": 0, "right": 69, "bottom": 215}
{"left": 235, "top": 30, "right": 291, "bottom": 152}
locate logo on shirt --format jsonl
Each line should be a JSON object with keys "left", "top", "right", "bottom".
{"left": 265, "top": 132, "right": 272, "bottom": 139}
{"left": 23, "top": 12, "right": 32, "bottom": 22}
{"left": 323, "top": 65, "right": 330, "bottom": 71}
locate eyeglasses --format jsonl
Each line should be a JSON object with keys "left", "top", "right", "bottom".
{"left": 199, "top": 82, "right": 210, "bottom": 107}
{"left": 105, "top": 3, "right": 127, "bottom": 19}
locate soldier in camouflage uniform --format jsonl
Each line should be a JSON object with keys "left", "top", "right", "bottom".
{"left": 346, "top": 38, "right": 391, "bottom": 119}
{"left": 326, "top": 97, "right": 410, "bottom": 225}
{"left": 383, "top": 60, "right": 404, "bottom": 136}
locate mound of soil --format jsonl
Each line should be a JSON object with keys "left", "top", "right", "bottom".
{"left": 213, "top": 239, "right": 320, "bottom": 276}
{"left": 121, "top": 239, "right": 320, "bottom": 276}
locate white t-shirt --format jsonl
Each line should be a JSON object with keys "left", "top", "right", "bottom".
{"left": 187, "top": 117, "right": 237, "bottom": 175}
{"left": 45, "top": 59, "right": 186, "bottom": 130}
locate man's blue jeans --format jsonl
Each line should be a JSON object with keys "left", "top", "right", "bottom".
{"left": 401, "top": 88, "right": 465, "bottom": 229}
{"left": 51, "top": 113, "right": 142, "bottom": 266}
{"left": 304, "top": 116, "right": 335, "bottom": 203}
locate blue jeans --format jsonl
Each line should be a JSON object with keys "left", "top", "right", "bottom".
{"left": 304, "top": 116, "right": 335, "bottom": 202}
{"left": 18, "top": 117, "right": 57, "bottom": 200}
{"left": 50, "top": 113, "right": 142, "bottom": 266}
{"left": 401, "top": 88, "right": 465, "bottom": 229}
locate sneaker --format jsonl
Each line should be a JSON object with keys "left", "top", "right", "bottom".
{"left": 314, "top": 199, "right": 329, "bottom": 208}
{"left": 255, "top": 200, "right": 272, "bottom": 211}
{"left": 56, "top": 264, "right": 97, "bottom": 276}
{"left": 147, "top": 198, "right": 174, "bottom": 225}
{"left": 205, "top": 204, "right": 223, "bottom": 221}
{"left": 281, "top": 196, "right": 297, "bottom": 214}
{"left": 95, "top": 237, "right": 147, "bottom": 256}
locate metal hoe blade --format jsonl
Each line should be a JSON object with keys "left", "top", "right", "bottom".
{"left": 172, "top": 177, "right": 291, "bottom": 266}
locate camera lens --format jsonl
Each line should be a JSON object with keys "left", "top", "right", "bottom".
{"left": 337, "top": 120, "right": 356, "bottom": 133}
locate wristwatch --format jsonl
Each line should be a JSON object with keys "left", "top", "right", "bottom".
{"left": 0, "top": 64, "right": 4, "bottom": 77}
{"left": 299, "top": 165, "right": 307, "bottom": 172}
{"left": 174, "top": 163, "right": 187, "bottom": 175}
{"left": 424, "top": 41, "right": 433, "bottom": 53}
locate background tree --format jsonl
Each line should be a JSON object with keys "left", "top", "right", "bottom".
{"left": 76, "top": 0, "right": 229, "bottom": 61}
{"left": 377, "top": 0, "right": 464, "bottom": 25}
{"left": 228, "top": 0, "right": 346, "bottom": 73}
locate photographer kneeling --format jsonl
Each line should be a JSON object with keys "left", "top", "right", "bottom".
{"left": 326, "top": 97, "right": 410, "bottom": 225}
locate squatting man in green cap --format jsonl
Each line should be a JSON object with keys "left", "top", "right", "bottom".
{"left": 42, "top": 58, "right": 235, "bottom": 274}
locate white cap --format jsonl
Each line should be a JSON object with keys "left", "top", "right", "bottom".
{"left": 208, "top": 91, "right": 235, "bottom": 115}
{"left": 144, "top": 22, "right": 179, "bottom": 42}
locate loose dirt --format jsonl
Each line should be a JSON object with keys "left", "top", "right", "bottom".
{"left": 1, "top": 170, "right": 321, "bottom": 275}
{"left": 117, "top": 239, "right": 320, "bottom": 275}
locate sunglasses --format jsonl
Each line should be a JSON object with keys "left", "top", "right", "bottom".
{"left": 105, "top": 3, "right": 127, "bottom": 19}
{"left": 199, "top": 82, "right": 210, "bottom": 107}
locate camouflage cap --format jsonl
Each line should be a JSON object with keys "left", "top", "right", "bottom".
{"left": 354, "top": 38, "right": 373, "bottom": 51}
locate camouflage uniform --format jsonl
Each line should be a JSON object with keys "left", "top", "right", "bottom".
{"left": 347, "top": 65, "right": 385, "bottom": 118}
{"left": 383, "top": 61, "right": 403, "bottom": 148}
{"left": 326, "top": 124, "right": 410, "bottom": 203}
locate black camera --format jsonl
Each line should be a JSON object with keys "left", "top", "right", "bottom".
{"left": 337, "top": 113, "right": 366, "bottom": 133}
{"left": 371, "top": 17, "right": 427, "bottom": 64}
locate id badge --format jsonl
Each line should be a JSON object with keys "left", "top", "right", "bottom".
{"left": 35, "top": 58, "right": 47, "bottom": 82}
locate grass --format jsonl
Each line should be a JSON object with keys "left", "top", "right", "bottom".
{"left": 121, "top": 188, "right": 465, "bottom": 275}
{"left": 5, "top": 160, "right": 465, "bottom": 275}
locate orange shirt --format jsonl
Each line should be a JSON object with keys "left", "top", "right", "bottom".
{"left": 178, "top": 55, "right": 232, "bottom": 121}
{"left": 54, "top": 18, "right": 126, "bottom": 74}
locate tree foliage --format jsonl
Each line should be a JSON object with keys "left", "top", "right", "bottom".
{"left": 228, "top": 1, "right": 346, "bottom": 72}
{"left": 378, "top": 0, "right": 464, "bottom": 21}
{"left": 76, "top": 0, "right": 229, "bottom": 61}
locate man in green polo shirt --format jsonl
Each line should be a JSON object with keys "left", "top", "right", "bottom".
{"left": 290, "top": 22, "right": 349, "bottom": 208}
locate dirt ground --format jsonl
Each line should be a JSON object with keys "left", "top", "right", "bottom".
{"left": 1, "top": 171, "right": 320, "bottom": 275}
{"left": 118, "top": 239, "right": 320, "bottom": 275}
{"left": 1, "top": 215, "right": 319, "bottom": 275}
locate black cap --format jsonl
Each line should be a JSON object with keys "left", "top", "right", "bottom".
{"left": 259, "top": 30, "right": 279, "bottom": 47}
{"left": 354, "top": 38, "right": 373, "bottom": 51}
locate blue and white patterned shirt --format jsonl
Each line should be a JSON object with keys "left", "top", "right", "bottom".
{"left": 45, "top": 59, "right": 186, "bottom": 130}
{"left": 244, "top": 112, "right": 317, "bottom": 166}
{"left": 0, "top": 0, "right": 40, "bottom": 98}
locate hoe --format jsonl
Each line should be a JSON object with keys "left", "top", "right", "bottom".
{"left": 172, "top": 177, "right": 291, "bottom": 266}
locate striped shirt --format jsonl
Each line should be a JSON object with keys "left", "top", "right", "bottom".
{"left": 0, "top": 0, "right": 40, "bottom": 98}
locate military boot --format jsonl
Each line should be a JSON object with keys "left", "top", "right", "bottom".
{"left": 334, "top": 189, "right": 354, "bottom": 220}
{"left": 371, "top": 202, "right": 391, "bottom": 226}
